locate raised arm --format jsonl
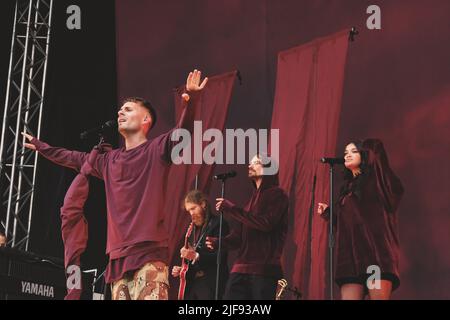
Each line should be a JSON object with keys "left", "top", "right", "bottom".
{"left": 363, "top": 138, "right": 404, "bottom": 213}
{"left": 157, "top": 69, "right": 208, "bottom": 163}
{"left": 177, "top": 69, "right": 208, "bottom": 131}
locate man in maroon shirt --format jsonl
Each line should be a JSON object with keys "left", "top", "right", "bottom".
{"left": 213, "top": 154, "right": 289, "bottom": 300}
{"left": 22, "top": 69, "right": 208, "bottom": 300}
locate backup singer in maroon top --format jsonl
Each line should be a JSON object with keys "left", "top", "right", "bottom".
{"left": 214, "top": 154, "right": 288, "bottom": 300}
{"left": 318, "top": 139, "right": 404, "bottom": 300}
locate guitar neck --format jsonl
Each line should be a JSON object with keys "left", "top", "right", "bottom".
{"left": 183, "top": 222, "right": 194, "bottom": 250}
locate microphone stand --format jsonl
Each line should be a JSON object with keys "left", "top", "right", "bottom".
{"left": 91, "top": 268, "right": 106, "bottom": 298}
{"left": 214, "top": 176, "right": 228, "bottom": 300}
{"left": 326, "top": 163, "right": 336, "bottom": 300}
{"left": 320, "top": 157, "right": 343, "bottom": 300}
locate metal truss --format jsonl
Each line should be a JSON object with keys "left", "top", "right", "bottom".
{"left": 0, "top": 0, "right": 53, "bottom": 250}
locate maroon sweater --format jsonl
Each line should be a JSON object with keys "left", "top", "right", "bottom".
{"left": 223, "top": 174, "right": 288, "bottom": 278}
{"left": 61, "top": 143, "right": 111, "bottom": 298}
{"left": 334, "top": 138, "right": 404, "bottom": 289}
{"left": 32, "top": 91, "right": 198, "bottom": 283}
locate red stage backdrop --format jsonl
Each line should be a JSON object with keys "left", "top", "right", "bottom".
{"left": 115, "top": 0, "right": 450, "bottom": 299}
{"left": 271, "top": 30, "right": 349, "bottom": 299}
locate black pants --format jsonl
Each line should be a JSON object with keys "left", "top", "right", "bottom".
{"left": 224, "top": 273, "right": 277, "bottom": 300}
{"left": 185, "top": 275, "right": 215, "bottom": 300}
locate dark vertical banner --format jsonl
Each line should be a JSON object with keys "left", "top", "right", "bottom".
{"left": 166, "top": 70, "right": 236, "bottom": 299}
{"left": 306, "top": 32, "right": 349, "bottom": 300}
{"left": 271, "top": 30, "right": 349, "bottom": 299}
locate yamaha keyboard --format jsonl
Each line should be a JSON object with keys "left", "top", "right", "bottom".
{"left": 0, "top": 247, "right": 94, "bottom": 300}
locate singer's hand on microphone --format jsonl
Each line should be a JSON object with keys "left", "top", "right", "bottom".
{"left": 216, "top": 198, "right": 234, "bottom": 212}
{"left": 21, "top": 132, "right": 36, "bottom": 151}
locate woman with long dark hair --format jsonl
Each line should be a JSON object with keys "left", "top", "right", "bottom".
{"left": 318, "top": 139, "right": 404, "bottom": 300}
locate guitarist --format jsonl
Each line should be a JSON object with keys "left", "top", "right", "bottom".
{"left": 172, "top": 190, "right": 229, "bottom": 300}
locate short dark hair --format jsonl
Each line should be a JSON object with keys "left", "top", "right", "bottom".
{"left": 122, "top": 97, "right": 157, "bottom": 129}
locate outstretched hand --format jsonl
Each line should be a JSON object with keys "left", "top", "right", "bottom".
{"left": 182, "top": 69, "right": 208, "bottom": 101}
{"left": 21, "top": 132, "right": 36, "bottom": 150}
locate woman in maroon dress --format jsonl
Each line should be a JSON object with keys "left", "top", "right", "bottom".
{"left": 318, "top": 139, "right": 404, "bottom": 300}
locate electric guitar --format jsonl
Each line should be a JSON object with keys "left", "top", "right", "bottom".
{"left": 178, "top": 222, "right": 194, "bottom": 300}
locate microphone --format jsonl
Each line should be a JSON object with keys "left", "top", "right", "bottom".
{"left": 213, "top": 170, "right": 237, "bottom": 180}
{"left": 80, "top": 120, "right": 117, "bottom": 140}
{"left": 320, "top": 157, "right": 344, "bottom": 165}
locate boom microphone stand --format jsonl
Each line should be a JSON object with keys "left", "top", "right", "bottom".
{"left": 213, "top": 171, "right": 236, "bottom": 300}
{"left": 320, "top": 157, "right": 343, "bottom": 300}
